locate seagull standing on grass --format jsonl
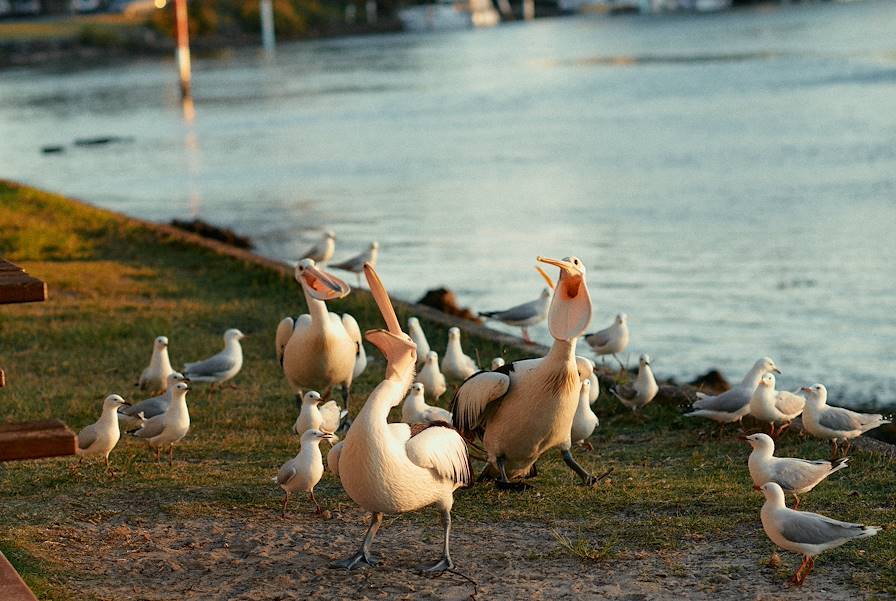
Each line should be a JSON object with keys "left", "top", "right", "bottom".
{"left": 408, "top": 317, "right": 431, "bottom": 368}
{"left": 416, "top": 351, "right": 447, "bottom": 401}
{"left": 132, "top": 381, "right": 191, "bottom": 465}
{"left": 685, "top": 357, "right": 780, "bottom": 427}
{"left": 757, "top": 482, "right": 879, "bottom": 585}
{"left": 611, "top": 354, "right": 658, "bottom": 415}
{"left": 274, "top": 429, "right": 337, "bottom": 516}
{"left": 330, "top": 241, "right": 379, "bottom": 287}
{"left": 182, "top": 329, "right": 245, "bottom": 393}
{"left": 402, "top": 382, "right": 453, "bottom": 426}
{"left": 118, "top": 371, "right": 188, "bottom": 430}
{"left": 442, "top": 327, "right": 478, "bottom": 381}
{"left": 293, "top": 390, "right": 346, "bottom": 435}
{"left": 298, "top": 230, "right": 336, "bottom": 264}
{"left": 800, "top": 384, "right": 891, "bottom": 458}
{"left": 76, "top": 394, "right": 129, "bottom": 475}
{"left": 571, "top": 379, "right": 599, "bottom": 451}
{"left": 742, "top": 433, "right": 848, "bottom": 508}
{"left": 138, "top": 336, "right": 174, "bottom": 393}
{"left": 748, "top": 373, "right": 805, "bottom": 437}
{"left": 585, "top": 313, "right": 629, "bottom": 368}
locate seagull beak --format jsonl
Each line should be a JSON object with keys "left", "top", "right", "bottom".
{"left": 800, "top": 386, "right": 812, "bottom": 393}
{"left": 321, "top": 432, "right": 338, "bottom": 442}
{"left": 737, "top": 434, "right": 748, "bottom": 442}
{"left": 772, "top": 367, "right": 782, "bottom": 374}
{"left": 536, "top": 256, "right": 592, "bottom": 341}
{"left": 301, "top": 264, "right": 351, "bottom": 301}
{"left": 120, "top": 401, "right": 132, "bottom": 407}
{"left": 182, "top": 377, "right": 191, "bottom": 383}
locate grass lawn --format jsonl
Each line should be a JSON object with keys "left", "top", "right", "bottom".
{"left": 0, "top": 181, "right": 893, "bottom": 600}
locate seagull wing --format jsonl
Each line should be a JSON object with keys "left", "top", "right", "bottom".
{"left": 818, "top": 406, "right": 868, "bottom": 433}
{"left": 480, "top": 298, "right": 540, "bottom": 324}
{"left": 774, "top": 391, "right": 805, "bottom": 417}
{"left": 692, "top": 387, "right": 748, "bottom": 413}
{"left": 405, "top": 425, "right": 472, "bottom": 487}
{"left": 585, "top": 326, "right": 612, "bottom": 349}
{"left": 275, "top": 317, "right": 295, "bottom": 367}
{"left": 76, "top": 423, "right": 98, "bottom": 451}
{"left": 451, "top": 369, "right": 511, "bottom": 437}
{"left": 778, "top": 510, "right": 873, "bottom": 546}
{"left": 276, "top": 462, "right": 297, "bottom": 486}
{"left": 769, "top": 458, "right": 835, "bottom": 492}
{"left": 121, "top": 395, "right": 168, "bottom": 420}
{"left": 133, "top": 414, "right": 167, "bottom": 439}
{"left": 319, "top": 400, "right": 342, "bottom": 433}
{"left": 183, "top": 351, "right": 236, "bottom": 380}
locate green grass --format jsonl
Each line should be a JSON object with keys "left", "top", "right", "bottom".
{"left": 0, "top": 180, "right": 893, "bottom": 597}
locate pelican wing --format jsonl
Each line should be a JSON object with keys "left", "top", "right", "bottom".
{"left": 327, "top": 441, "right": 343, "bottom": 477}
{"left": 389, "top": 422, "right": 412, "bottom": 443}
{"left": 183, "top": 351, "right": 236, "bottom": 380}
{"left": 276, "top": 462, "right": 297, "bottom": 486}
{"left": 76, "top": 423, "right": 98, "bottom": 451}
{"left": 275, "top": 317, "right": 295, "bottom": 366}
{"left": 341, "top": 313, "right": 362, "bottom": 347}
{"left": 405, "top": 426, "right": 472, "bottom": 486}
{"left": 778, "top": 511, "right": 871, "bottom": 546}
{"left": 451, "top": 370, "right": 511, "bottom": 437}
{"left": 774, "top": 391, "right": 805, "bottom": 417}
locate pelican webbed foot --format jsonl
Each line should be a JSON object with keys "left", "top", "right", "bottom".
{"left": 420, "top": 556, "right": 453, "bottom": 573}
{"left": 496, "top": 479, "right": 532, "bottom": 492}
{"left": 561, "top": 449, "right": 605, "bottom": 487}
{"left": 330, "top": 512, "right": 382, "bottom": 570}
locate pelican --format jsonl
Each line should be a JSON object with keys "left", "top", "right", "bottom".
{"left": 402, "top": 382, "right": 453, "bottom": 425}
{"left": 585, "top": 313, "right": 629, "bottom": 368}
{"left": 610, "top": 354, "right": 658, "bottom": 415}
{"left": 330, "top": 241, "right": 379, "bottom": 287}
{"left": 327, "top": 263, "right": 471, "bottom": 571}
{"left": 416, "top": 351, "right": 447, "bottom": 401}
{"left": 407, "top": 317, "right": 431, "bottom": 368}
{"left": 748, "top": 373, "right": 805, "bottom": 437}
{"left": 276, "top": 259, "right": 361, "bottom": 424}
{"left": 292, "top": 390, "right": 346, "bottom": 435}
{"left": 800, "top": 384, "right": 891, "bottom": 458}
{"left": 137, "top": 335, "right": 173, "bottom": 393}
{"left": 298, "top": 230, "right": 336, "bottom": 264}
{"left": 453, "top": 255, "right": 602, "bottom": 489}
{"left": 442, "top": 327, "right": 477, "bottom": 381}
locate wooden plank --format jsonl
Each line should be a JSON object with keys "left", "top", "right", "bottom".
{"left": 0, "top": 259, "right": 47, "bottom": 305}
{"left": 0, "top": 420, "right": 76, "bottom": 462}
{"left": 0, "top": 369, "right": 5, "bottom": 388}
{"left": 0, "top": 552, "right": 38, "bottom": 601}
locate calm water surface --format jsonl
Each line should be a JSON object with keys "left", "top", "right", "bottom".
{"left": 2, "top": 1, "right": 895, "bottom": 405}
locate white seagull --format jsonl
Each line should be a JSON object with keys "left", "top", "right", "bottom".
{"left": 274, "top": 428, "right": 337, "bottom": 516}
{"left": 800, "top": 384, "right": 891, "bottom": 458}
{"left": 416, "top": 351, "right": 447, "bottom": 401}
{"left": 292, "top": 390, "right": 346, "bottom": 435}
{"left": 748, "top": 373, "right": 805, "bottom": 437}
{"left": 479, "top": 287, "right": 551, "bottom": 343}
{"left": 611, "top": 354, "right": 658, "bottom": 414}
{"left": 685, "top": 357, "right": 780, "bottom": 426}
{"left": 571, "top": 379, "right": 599, "bottom": 451}
{"left": 742, "top": 433, "right": 848, "bottom": 508}
{"left": 758, "top": 482, "right": 879, "bottom": 585}
{"left": 330, "top": 241, "right": 379, "bottom": 287}
{"left": 137, "top": 335, "right": 174, "bottom": 393}
{"left": 132, "top": 381, "right": 191, "bottom": 464}
{"left": 585, "top": 313, "right": 629, "bottom": 368}
{"left": 327, "top": 263, "right": 471, "bottom": 572}
{"left": 183, "top": 329, "right": 245, "bottom": 390}
{"left": 402, "top": 382, "right": 453, "bottom": 426}
{"left": 442, "top": 327, "right": 478, "bottom": 381}
{"left": 76, "top": 394, "right": 129, "bottom": 475}
{"left": 407, "top": 317, "right": 431, "bottom": 368}
{"left": 298, "top": 230, "right": 336, "bottom": 264}
{"left": 118, "top": 371, "right": 188, "bottom": 430}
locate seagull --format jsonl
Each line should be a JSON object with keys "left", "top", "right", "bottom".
{"left": 276, "top": 259, "right": 360, "bottom": 427}
{"left": 479, "top": 287, "right": 551, "bottom": 343}
{"left": 402, "top": 382, "right": 453, "bottom": 425}
{"left": 407, "top": 317, "right": 431, "bottom": 368}
{"left": 137, "top": 335, "right": 174, "bottom": 393}
{"left": 800, "top": 384, "right": 891, "bottom": 458}
{"left": 274, "top": 429, "right": 337, "bottom": 516}
{"left": 757, "top": 482, "right": 879, "bottom": 585}
{"left": 453, "top": 255, "right": 604, "bottom": 489}
{"left": 182, "top": 329, "right": 245, "bottom": 391}
{"left": 330, "top": 241, "right": 379, "bottom": 287}
{"left": 298, "top": 230, "right": 336, "bottom": 264}
{"left": 748, "top": 373, "right": 805, "bottom": 437}
{"left": 327, "top": 263, "right": 471, "bottom": 572}
{"left": 578, "top": 356, "right": 599, "bottom": 404}
{"left": 442, "top": 327, "right": 477, "bottom": 381}
{"left": 292, "top": 390, "right": 346, "bottom": 435}
{"left": 118, "top": 371, "right": 189, "bottom": 430}
{"left": 585, "top": 313, "right": 629, "bottom": 368}
{"left": 685, "top": 357, "right": 780, "bottom": 427}
{"left": 610, "top": 354, "right": 658, "bottom": 415}
{"left": 132, "top": 381, "right": 191, "bottom": 465}
{"left": 491, "top": 357, "right": 505, "bottom": 370}
{"left": 571, "top": 379, "right": 599, "bottom": 451}
{"left": 416, "top": 351, "right": 447, "bottom": 401}
{"left": 742, "top": 433, "right": 848, "bottom": 509}
{"left": 76, "top": 394, "right": 129, "bottom": 475}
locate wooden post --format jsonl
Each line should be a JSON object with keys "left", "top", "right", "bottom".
{"left": 260, "top": 0, "right": 275, "bottom": 54}
{"left": 174, "top": 0, "right": 192, "bottom": 99}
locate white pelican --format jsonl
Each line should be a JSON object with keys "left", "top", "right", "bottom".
{"left": 138, "top": 335, "right": 173, "bottom": 393}
{"left": 610, "top": 354, "right": 658, "bottom": 414}
{"left": 585, "top": 313, "right": 629, "bottom": 368}
{"left": 76, "top": 394, "right": 129, "bottom": 475}
{"left": 182, "top": 329, "right": 245, "bottom": 390}
{"left": 292, "top": 390, "right": 346, "bottom": 435}
{"left": 276, "top": 259, "right": 361, "bottom": 424}
{"left": 407, "top": 317, "right": 431, "bottom": 367}
{"left": 402, "top": 382, "right": 453, "bottom": 425}
{"left": 800, "top": 384, "right": 891, "bottom": 458}
{"left": 330, "top": 241, "right": 379, "bottom": 287}
{"left": 748, "top": 373, "right": 805, "bottom": 437}
{"left": 274, "top": 428, "right": 337, "bottom": 516}
{"left": 685, "top": 357, "right": 780, "bottom": 426}
{"left": 132, "top": 381, "right": 191, "bottom": 464}
{"left": 571, "top": 379, "right": 598, "bottom": 450}
{"left": 298, "top": 230, "right": 336, "bottom": 264}
{"left": 742, "top": 433, "right": 848, "bottom": 509}
{"left": 327, "top": 263, "right": 471, "bottom": 571}
{"left": 757, "top": 482, "right": 879, "bottom": 585}
{"left": 442, "top": 327, "right": 477, "bottom": 381}
{"left": 416, "top": 351, "right": 447, "bottom": 401}
{"left": 453, "top": 255, "right": 602, "bottom": 489}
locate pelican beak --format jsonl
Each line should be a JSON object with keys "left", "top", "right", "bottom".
{"left": 363, "top": 263, "right": 417, "bottom": 373}
{"left": 537, "top": 256, "right": 592, "bottom": 341}
{"left": 300, "top": 264, "right": 351, "bottom": 301}
{"left": 535, "top": 265, "right": 555, "bottom": 290}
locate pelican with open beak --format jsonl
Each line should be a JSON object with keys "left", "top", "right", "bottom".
{"left": 452, "top": 255, "right": 606, "bottom": 489}
{"left": 276, "top": 259, "right": 364, "bottom": 429}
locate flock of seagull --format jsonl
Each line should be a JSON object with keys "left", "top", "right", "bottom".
{"left": 69, "top": 230, "right": 891, "bottom": 586}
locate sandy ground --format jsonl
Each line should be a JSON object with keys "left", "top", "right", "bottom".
{"left": 39, "top": 506, "right": 873, "bottom": 601}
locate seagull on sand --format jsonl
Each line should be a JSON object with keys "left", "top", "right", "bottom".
{"left": 442, "top": 327, "right": 478, "bottom": 381}
{"left": 610, "top": 354, "right": 658, "bottom": 415}
{"left": 330, "top": 241, "right": 378, "bottom": 287}
{"left": 685, "top": 357, "right": 780, "bottom": 427}
{"left": 416, "top": 351, "right": 447, "bottom": 401}
{"left": 182, "top": 329, "right": 245, "bottom": 392}
{"left": 585, "top": 313, "right": 629, "bottom": 368}
{"left": 298, "top": 230, "right": 336, "bottom": 264}
{"left": 742, "top": 433, "right": 848, "bottom": 508}
{"left": 757, "top": 482, "right": 879, "bottom": 585}
{"left": 137, "top": 335, "right": 174, "bottom": 393}
{"left": 274, "top": 429, "right": 337, "bottom": 516}
{"left": 407, "top": 317, "right": 431, "bottom": 368}
{"left": 132, "top": 381, "right": 191, "bottom": 464}
{"left": 800, "top": 384, "right": 891, "bottom": 458}
{"left": 571, "top": 379, "right": 599, "bottom": 451}
{"left": 748, "top": 373, "right": 805, "bottom": 437}
{"left": 402, "top": 382, "right": 453, "bottom": 426}
{"left": 293, "top": 390, "right": 346, "bottom": 435}
{"left": 76, "top": 394, "right": 129, "bottom": 475}
{"left": 327, "top": 263, "right": 471, "bottom": 572}
{"left": 118, "top": 371, "right": 189, "bottom": 430}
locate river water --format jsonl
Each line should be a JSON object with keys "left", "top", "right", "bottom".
{"left": 2, "top": 0, "right": 895, "bottom": 406}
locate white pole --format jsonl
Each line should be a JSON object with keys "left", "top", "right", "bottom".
{"left": 174, "top": 0, "right": 192, "bottom": 99}
{"left": 260, "top": 0, "right": 276, "bottom": 53}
